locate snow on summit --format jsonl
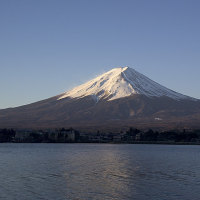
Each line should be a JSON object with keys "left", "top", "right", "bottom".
{"left": 58, "top": 67, "right": 193, "bottom": 101}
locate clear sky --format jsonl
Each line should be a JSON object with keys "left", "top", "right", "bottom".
{"left": 0, "top": 0, "right": 200, "bottom": 109}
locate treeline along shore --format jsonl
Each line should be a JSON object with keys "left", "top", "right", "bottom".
{"left": 1, "top": 127, "right": 200, "bottom": 144}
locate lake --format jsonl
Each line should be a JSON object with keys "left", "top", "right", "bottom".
{"left": 0, "top": 144, "right": 200, "bottom": 200}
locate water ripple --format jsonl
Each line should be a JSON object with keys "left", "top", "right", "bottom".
{"left": 0, "top": 144, "right": 200, "bottom": 200}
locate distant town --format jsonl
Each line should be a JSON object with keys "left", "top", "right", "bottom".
{"left": 0, "top": 128, "right": 200, "bottom": 144}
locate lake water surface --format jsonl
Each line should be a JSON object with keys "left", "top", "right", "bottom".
{"left": 0, "top": 144, "right": 200, "bottom": 200}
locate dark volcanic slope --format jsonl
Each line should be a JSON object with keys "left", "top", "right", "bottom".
{"left": 0, "top": 94, "right": 200, "bottom": 129}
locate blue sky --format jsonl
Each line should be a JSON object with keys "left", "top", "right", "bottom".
{"left": 0, "top": 0, "right": 200, "bottom": 108}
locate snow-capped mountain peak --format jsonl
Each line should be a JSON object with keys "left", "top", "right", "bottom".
{"left": 58, "top": 66, "right": 193, "bottom": 101}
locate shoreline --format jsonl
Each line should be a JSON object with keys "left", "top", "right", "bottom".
{"left": 1, "top": 141, "right": 200, "bottom": 145}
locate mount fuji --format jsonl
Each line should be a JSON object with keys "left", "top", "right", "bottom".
{"left": 58, "top": 67, "right": 193, "bottom": 102}
{"left": 0, "top": 67, "right": 200, "bottom": 130}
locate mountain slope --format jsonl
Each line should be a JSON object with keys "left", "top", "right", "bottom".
{"left": 0, "top": 67, "right": 199, "bottom": 129}
{"left": 58, "top": 67, "right": 194, "bottom": 101}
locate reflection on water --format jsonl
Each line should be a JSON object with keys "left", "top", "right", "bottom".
{"left": 0, "top": 144, "right": 200, "bottom": 200}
